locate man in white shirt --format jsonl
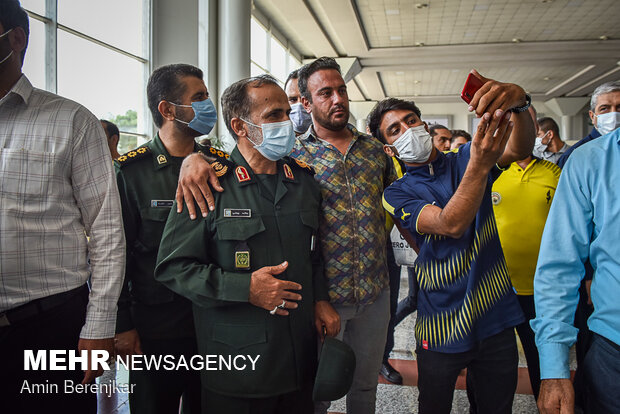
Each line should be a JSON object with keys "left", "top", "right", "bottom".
{"left": 0, "top": 1, "right": 125, "bottom": 411}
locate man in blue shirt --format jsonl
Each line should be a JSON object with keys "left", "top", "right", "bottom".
{"left": 532, "top": 129, "right": 620, "bottom": 414}
{"left": 370, "top": 70, "right": 535, "bottom": 414}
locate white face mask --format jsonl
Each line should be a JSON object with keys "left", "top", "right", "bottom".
{"left": 534, "top": 131, "right": 550, "bottom": 152}
{"left": 387, "top": 125, "right": 433, "bottom": 164}
{"left": 594, "top": 112, "right": 620, "bottom": 136}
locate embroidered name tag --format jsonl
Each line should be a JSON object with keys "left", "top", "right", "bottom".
{"left": 151, "top": 200, "right": 173, "bottom": 208}
{"left": 224, "top": 209, "right": 251, "bottom": 218}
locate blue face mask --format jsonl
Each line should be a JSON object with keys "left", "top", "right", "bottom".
{"left": 170, "top": 98, "right": 217, "bottom": 135}
{"left": 289, "top": 103, "right": 312, "bottom": 134}
{"left": 241, "top": 119, "right": 296, "bottom": 161}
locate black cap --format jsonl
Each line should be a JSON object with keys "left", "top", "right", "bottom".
{"left": 312, "top": 337, "right": 356, "bottom": 401}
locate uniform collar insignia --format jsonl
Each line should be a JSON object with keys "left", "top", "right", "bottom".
{"left": 235, "top": 166, "right": 251, "bottom": 182}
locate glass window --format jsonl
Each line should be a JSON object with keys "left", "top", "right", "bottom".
{"left": 57, "top": 0, "right": 145, "bottom": 57}
{"left": 251, "top": 62, "right": 266, "bottom": 78}
{"left": 118, "top": 132, "right": 139, "bottom": 154}
{"left": 57, "top": 30, "right": 145, "bottom": 133}
{"left": 21, "top": 17, "right": 46, "bottom": 89}
{"left": 20, "top": 0, "right": 46, "bottom": 16}
{"left": 251, "top": 18, "right": 268, "bottom": 70}
{"left": 270, "top": 38, "right": 287, "bottom": 83}
{"left": 288, "top": 54, "right": 301, "bottom": 72}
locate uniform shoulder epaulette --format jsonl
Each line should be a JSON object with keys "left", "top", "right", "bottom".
{"left": 290, "top": 158, "right": 315, "bottom": 175}
{"left": 198, "top": 145, "right": 234, "bottom": 178}
{"left": 115, "top": 146, "right": 151, "bottom": 168}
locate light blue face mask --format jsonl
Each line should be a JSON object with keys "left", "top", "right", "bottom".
{"left": 289, "top": 103, "right": 312, "bottom": 134}
{"left": 170, "top": 98, "right": 217, "bottom": 135}
{"left": 241, "top": 118, "right": 296, "bottom": 161}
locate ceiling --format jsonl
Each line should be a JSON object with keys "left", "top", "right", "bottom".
{"left": 254, "top": 0, "right": 620, "bottom": 104}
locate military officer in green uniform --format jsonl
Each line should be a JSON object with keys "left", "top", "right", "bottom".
{"left": 114, "top": 63, "right": 223, "bottom": 413}
{"left": 155, "top": 74, "right": 339, "bottom": 413}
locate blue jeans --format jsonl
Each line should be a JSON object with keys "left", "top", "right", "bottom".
{"left": 583, "top": 333, "right": 620, "bottom": 413}
{"left": 315, "top": 289, "right": 390, "bottom": 414}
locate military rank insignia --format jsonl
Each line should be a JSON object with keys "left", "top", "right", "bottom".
{"left": 211, "top": 161, "right": 228, "bottom": 177}
{"left": 234, "top": 242, "right": 251, "bottom": 269}
{"left": 283, "top": 164, "right": 294, "bottom": 180}
{"left": 235, "top": 166, "right": 250, "bottom": 182}
{"left": 157, "top": 154, "right": 167, "bottom": 165}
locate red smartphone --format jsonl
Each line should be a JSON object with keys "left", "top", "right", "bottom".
{"left": 461, "top": 72, "right": 484, "bottom": 104}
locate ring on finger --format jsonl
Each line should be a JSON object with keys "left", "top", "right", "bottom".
{"left": 277, "top": 300, "right": 286, "bottom": 309}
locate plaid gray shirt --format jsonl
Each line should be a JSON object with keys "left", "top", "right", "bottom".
{"left": 0, "top": 75, "right": 125, "bottom": 339}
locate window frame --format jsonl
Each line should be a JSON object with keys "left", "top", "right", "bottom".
{"left": 23, "top": 1, "right": 152, "bottom": 145}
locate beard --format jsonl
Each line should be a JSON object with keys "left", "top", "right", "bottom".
{"left": 173, "top": 108, "right": 201, "bottom": 138}
{"left": 312, "top": 105, "right": 349, "bottom": 131}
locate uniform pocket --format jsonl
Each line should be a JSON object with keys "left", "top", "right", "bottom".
{"left": 212, "top": 323, "right": 267, "bottom": 350}
{"left": 138, "top": 207, "right": 171, "bottom": 249}
{"left": 215, "top": 216, "right": 266, "bottom": 241}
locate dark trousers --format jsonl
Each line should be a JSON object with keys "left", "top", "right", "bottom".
{"left": 574, "top": 278, "right": 594, "bottom": 411}
{"left": 202, "top": 383, "right": 313, "bottom": 414}
{"left": 129, "top": 337, "right": 201, "bottom": 414}
{"left": 0, "top": 286, "right": 97, "bottom": 413}
{"left": 582, "top": 333, "right": 620, "bottom": 414}
{"left": 417, "top": 328, "right": 518, "bottom": 414}
{"left": 515, "top": 295, "right": 540, "bottom": 400}
{"left": 393, "top": 267, "right": 418, "bottom": 327}
{"left": 383, "top": 244, "right": 402, "bottom": 361}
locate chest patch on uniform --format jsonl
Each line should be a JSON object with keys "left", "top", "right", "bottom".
{"left": 492, "top": 191, "right": 501, "bottom": 205}
{"left": 151, "top": 200, "right": 173, "bottom": 208}
{"left": 157, "top": 154, "right": 167, "bottom": 165}
{"left": 235, "top": 166, "right": 251, "bottom": 182}
{"left": 235, "top": 251, "right": 250, "bottom": 269}
{"left": 224, "top": 208, "right": 251, "bottom": 218}
{"left": 283, "top": 164, "right": 294, "bottom": 180}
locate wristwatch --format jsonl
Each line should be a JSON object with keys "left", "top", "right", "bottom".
{"left": 510, "top": 93, "right": 531, "bottom": 113}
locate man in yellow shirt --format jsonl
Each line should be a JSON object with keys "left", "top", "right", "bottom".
{"left": 491, "top": 154, "right": 561, "bottom": 400}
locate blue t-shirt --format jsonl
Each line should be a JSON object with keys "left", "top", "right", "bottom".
{"left": 382, "top": 143, "right": 524, "bottom": 353}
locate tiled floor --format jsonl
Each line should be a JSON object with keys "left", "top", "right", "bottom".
{"left": 103, "top": 269, "right": 574, "bottom": 413}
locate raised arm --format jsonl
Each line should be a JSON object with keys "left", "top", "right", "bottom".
{"left": 468, "top": 70, "right": 535, "bottom": 167}
{"left": 417, "top": 110, "right": 513, "bottom": 238}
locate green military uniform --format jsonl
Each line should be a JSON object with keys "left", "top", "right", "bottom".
{"left": 115, "top": 134, "right": 228, "bottom": 413}
{"left": 155, "top": 146, "right": 329, "bottom": 412}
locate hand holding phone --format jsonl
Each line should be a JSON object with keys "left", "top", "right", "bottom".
{"left": 461, "top": 72, "right": 485, "bottom": 104}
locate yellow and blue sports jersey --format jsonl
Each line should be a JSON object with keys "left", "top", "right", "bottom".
{"left": 382, "top": 142, "right": 524, "bottom": 353}
{"left": 492, "top": 158, "right": 561, "bottom": 295}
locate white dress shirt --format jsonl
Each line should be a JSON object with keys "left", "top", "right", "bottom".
{"left": 0, "top": 75, "right": 125, "bottom": 339}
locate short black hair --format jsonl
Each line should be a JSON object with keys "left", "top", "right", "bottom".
{"left": 537, "top": 116, "right": 560, "bottom": 137}
{"left": 429, "top": 124, "right": 450, "bottom": 136}
{"left": 100, "top": 119, "right": 119, "bottom": 139}
{"left": 284, "top": 68, "right": 299, "bottom": 90}
{"left": 147, "top": 64, "right": 203, "bottom": 128}
{"left": 0, "top": 0, "right": 30, "bottom": 63}
{"left": 451, "top": 129, "right": 471, "bottom": 142}
{"left": 221, "top": 74, "right": 280, "bottom": 141}
{"left": 297, "top": 57, "right": 341, "bottom": 102}
{"left": 367, "top": 98, "right": 422, "bottom": 144}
